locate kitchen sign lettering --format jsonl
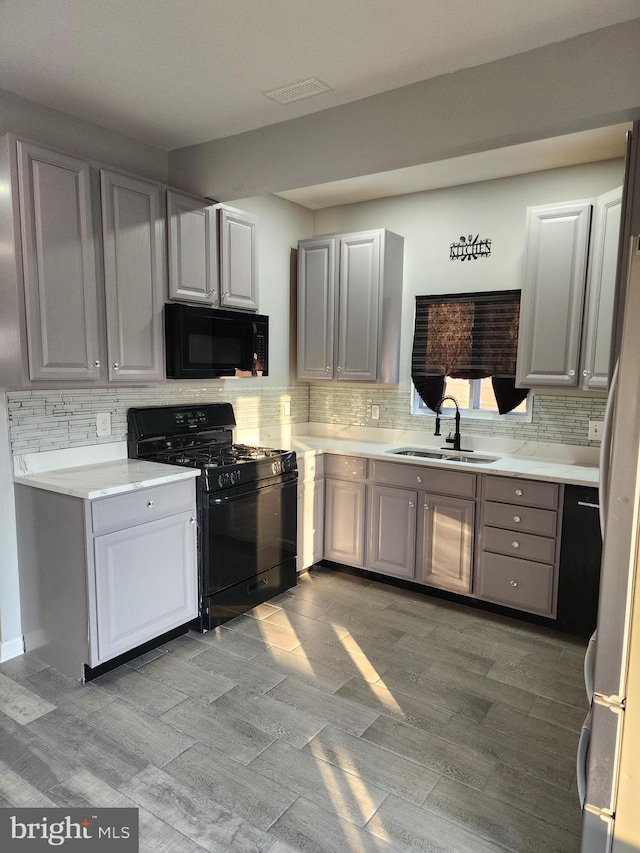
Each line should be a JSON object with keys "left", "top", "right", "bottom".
{"left": 450, "top": 234, "right": 492, "bottom": 261}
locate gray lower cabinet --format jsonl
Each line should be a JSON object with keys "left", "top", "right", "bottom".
{"left": 167, "top": 189, "right": 219, "bottom": 305}
{"left": 476, "top": 475, "right": 561, "bottom": 617}
{"left": 218, "top": 205, "right": 258, "bottom": 311}
{"left": 323, "top": 455, "right": 367, "bottom": 568}
{"left": 368, "top": 484, "right": 417, "bottom": 579}
{"left": 14, "top": 139, "right": 101, "bottom": 382}
{"left": 297, "top": 229, "right": 404, "bottom": 383}
{"left": 100, "top": 169, "right": 165, "bottom": 381}
{"left": 418, "top": 492, "right": 474, "bottom": 593}
{"left": 15, "top": 478, "right": 198, "bottom": 680}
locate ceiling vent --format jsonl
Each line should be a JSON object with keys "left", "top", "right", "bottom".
{"left": 264, "top": 77, "right": 332, "bottom": 104}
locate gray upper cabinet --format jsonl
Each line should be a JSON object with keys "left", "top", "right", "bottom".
{"left": 580, "top": 187, "right": 623, "bottom": 391}
{"left": 219, "top": 205, "right": 258, "bottom": 311}
{"left": 297, "top": 228, "right": 404, "bottom": 383}
{"left": 297, "top": 237, "right": 336, "bottom": 379}
{"left": 16, "top": 140, "right": 101, "bottom": 382}
{"left": 167, "top": 189, "right": 218, "bottom": 306}
{"left": 100, "top": 169, "right": 165, "bottom": 382}
{"left": 516, "top": 199, "right": 593, "bottom": 388}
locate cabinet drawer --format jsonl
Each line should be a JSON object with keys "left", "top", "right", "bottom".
{"left": 297, "top": 452, "right": 324, "bottom": 483}
{"left": 371, "top": 460, "right": 476, "bottom": 499}
{"left": 484, "top": 475, "right": 559, "bottom": 509}
{"left": 91, "top": 479, "right": 195, "bottom": 534}
{"left": 478, "top": 553, "right": 554, "bottom": 615}
{"left": 483, "top": 526, "right": 556, "bottom": 564}
{"left": 483, "top": 501, "right": 557, "bottom": 536}
{"left": 324, "top": 454, "right": 366, "bottom": 479}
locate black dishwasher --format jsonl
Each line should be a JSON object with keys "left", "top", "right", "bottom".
{"left": 556, "top": 484, "right": 602, "bottom": 638}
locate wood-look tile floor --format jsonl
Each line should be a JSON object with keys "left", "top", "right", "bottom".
{"left": 0, "top": 566, "right": 587, "bottom": 852}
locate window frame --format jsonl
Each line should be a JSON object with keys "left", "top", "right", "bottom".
{"left": 411, "top": 378, "right": 532, "bottom": 422}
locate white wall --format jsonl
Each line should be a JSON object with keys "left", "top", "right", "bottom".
{"left": 313, "top": 159, "right": 625, "bottom": 387}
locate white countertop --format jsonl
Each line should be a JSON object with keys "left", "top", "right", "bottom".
{"left": 13, "top": 459, "right": 200, "bottom": 500}
{"left": 288, "top": 434, "right": 599, "bottom": 487}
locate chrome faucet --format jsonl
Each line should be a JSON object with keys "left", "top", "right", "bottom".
{"left": 433, "top": 395, "right": 466, "bottom": 452}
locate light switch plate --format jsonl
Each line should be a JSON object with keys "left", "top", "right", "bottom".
{"left": 96, "top": 412, "right": 111, "bottom": 437}
{"left": 371, "top": 404, "right": 380, "bottom": 421}
{"left": 588, "top": 420, "right": 604, "bottom": 441}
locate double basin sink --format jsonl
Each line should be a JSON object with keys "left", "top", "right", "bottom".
{"left": 388, "top": 448, "right": 498, "bottom": 465}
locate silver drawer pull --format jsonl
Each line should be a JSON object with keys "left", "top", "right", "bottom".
{"left": 513, "top": 515, "right": 521, "bottom": 523}
{"left": 569, "top": 369, "right": 576, "bottom": 377}
{"left": 512, "top": 541, "right": 520, "bottom": 549}
{"left": 93, "top": 360, "right": 101, "bottom": 367}
{"left": 190, "top": 517, "right": 196, "bottom": 524}
{"left": 510, "top": 579, "right": 519, "bottom": 587}
{"left": 147, "top": 500, "right": 154, "bottom": 508}
{"left": 424, "top": 503, "right": 430, "bottom": 511}
{"left": 408, "top": 501, "right": 415, "bottom": 508}
{"left": 416, "top": 476, "right": 423, "bottom": 483}
{"left": 113, "top": 363, "right": 120, "bottom": 370}
{"left": 515, "top": 489, "right": 523, "bottom": 496}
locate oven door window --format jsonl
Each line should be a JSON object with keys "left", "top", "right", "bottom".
{"left": 203, "top": 480, "right": 297, "bottom": 594}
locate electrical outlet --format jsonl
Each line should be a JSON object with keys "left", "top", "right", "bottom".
{"left": 371, "top": 404, "right": 380, "bottom": 421}
{"left": 96, "top": 412, "right": 111, "bottom": 437}
{"left": 588, "top": 420, "right": 604, "bottom": 441}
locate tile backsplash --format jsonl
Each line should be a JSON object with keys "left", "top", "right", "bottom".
{"left": 7, "top": 382, "right": 607, "bottom": 455}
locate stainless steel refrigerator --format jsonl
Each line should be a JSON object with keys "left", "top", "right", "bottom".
{"left": 579, "top": 120, "right": 640, "bottom": 852}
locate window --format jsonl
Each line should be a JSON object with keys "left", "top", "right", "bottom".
{"left": 411, "top": 376, "right": 531, "bottom": 420}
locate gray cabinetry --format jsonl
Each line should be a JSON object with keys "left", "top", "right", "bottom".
{"left": 477, "top": 475, "right": 561, "bottom": 617}
{"left": 16, "top": 139, "right": 101, "bottom": 382}
{"left": 368, "top": 484, "right": 417, "bottom": 579}
{"left": 297, "top": 229, "right": 403, "bottom": 383}
{"left": 15, "top": 478, "right": 198, "bottom": 680}
{"left": 167, "top": 189, "right": 218, "bottom": 305}
{"left": 100, "top": 169, "right": 165, "bottom": 382}
{"left": 418, "top": 492, "right": 474, "bottom": 593}
{"left": 324, "top": 455, "right": 366, "bottom": 568}
{"left": 219, "top": 205, "right": 258, "bottom": 311}
{"left": 517, "top": 188, "right": 622, "bottom": 391}
{"left": 516, "top": 199, "right": 593, "bottom": 388}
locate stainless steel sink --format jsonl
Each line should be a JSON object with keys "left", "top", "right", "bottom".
{"left": 387, "top": 448, "right": 498, "bottom": 465}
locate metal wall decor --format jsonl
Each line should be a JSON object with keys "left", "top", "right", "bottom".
{"left": 450, "top": 234, "right": 492, "bottom": 261}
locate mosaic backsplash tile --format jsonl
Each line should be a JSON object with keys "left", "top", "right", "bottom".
{"left": 7, "top": 382, "right": 607, "bottom": 455}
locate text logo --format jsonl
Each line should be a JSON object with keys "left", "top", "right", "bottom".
{"left": 0, "top": 809, "right": 138, "bottom": 850}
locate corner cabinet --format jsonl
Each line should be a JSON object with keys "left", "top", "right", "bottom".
{"left": 297, "top": 229, "right": 404, "bottom": 383}
{"left": 15, "top": 477, "right": 198, "bottom": 681}
{"left": 516, "top": 188, "right": 622, "bottom": 391}
{"left": 100, "top": 170, "right": 165, "bottom": 382}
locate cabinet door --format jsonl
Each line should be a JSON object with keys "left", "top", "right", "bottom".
{"left": 101, "top": 170, "right": 165, "bottom": 381}
{"left": 516, "top": 200, "right": 592, "bottom": 387}
{"left": 298, "top": 478, "right": 325, "bottom": 571}
{"left": 167, "top": 190, "right": 218, "bottom": 305}
{"left": 324, "top": 478, "right": 366, "bottom": 568}
{"left": 418, "top": 493, "right": 474, "bottom": 593}
{"left": 580, "top": 187, "right": 623, "bottom": 391}
{"left": 219, "top": 206, "right": 258, "bottom": 310}
{"left": 337, "top": 232, "right": 381, "bottom": 381}
{"left": 368, "top": 484, "right": 417, "bottom": 579}
{"left": 93, "top": 511, "right": 197, "bottom": 663}
{"left": 297, "top": 237, "right": 337, "bottom": 379}
{"left": 16, "top": 141, "right": 101, "bottom": 381}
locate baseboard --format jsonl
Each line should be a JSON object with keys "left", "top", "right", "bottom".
{"left": 0, "top": 635, "right": 24, "bottom": 662}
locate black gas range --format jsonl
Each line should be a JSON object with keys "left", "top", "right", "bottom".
{"left": 127, "top": 403, "right": 298, "bottom": 630}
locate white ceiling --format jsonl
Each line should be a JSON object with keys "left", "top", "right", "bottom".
{"left": 0, "top": 0, "right": 638, "bottom": 151}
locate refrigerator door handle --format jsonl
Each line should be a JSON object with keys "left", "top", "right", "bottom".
{"left": 577, "top": 708, "right": 593, "bottom": 808}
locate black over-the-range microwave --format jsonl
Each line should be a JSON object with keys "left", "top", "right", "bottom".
{"left": 165, "top": 303, "right": 269, "bottom": 379}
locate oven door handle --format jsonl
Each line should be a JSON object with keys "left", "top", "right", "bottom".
{"left": 210, "top": 477, "right": 297, "bottom": 503}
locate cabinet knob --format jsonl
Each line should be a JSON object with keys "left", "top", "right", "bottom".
{"left": 113, "top": 363, "right": 120, "bottom": 370}
{"left": 515, "top": 489, "right": 523, "bottom": 496}
{"left": 513, "top": 515, "right": 521, "bottom": 523}
{"left": 93, "top": 360, "right": 101, "bottom": 368}
{"left": 583, "top": 370, "right": 591, "bottom": 377}
{"left": 190, "top": 517, "right": 196, "bottom": 524}
{"left": 510, "top": 579, "right": 519, "bottom": 587}
{"left": 337, "top": 366, "right": 343, "bottom": 373}
{"left": 207, "top": 288, "right": 215, "bottom": 297}
{"left": 223, "top": 290, "right": 229, "bottom": 297}
{"left": 424, "top": 503, "right": 430, "bottom": 511}
{"left": 416, "top": 476, "right": 423, "bottom": 483}
{"left": 408, "top": 501, "right": 415, "bottom": 508}
{"left": 569, "top": 369, "right": 576, "bottom": 377}
{"left": 512, "top": 541, "right": 520, "bottom": 549}
{"left": 147, "top": 500, "right": 154, "bottom": 507}
{"left": 325, "top": 366, "right": 331, "bottom": 372}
